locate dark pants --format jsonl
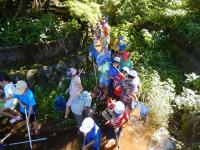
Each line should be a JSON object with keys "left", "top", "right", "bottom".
{"left": 106, "top": 125, "right": 122, "bottom": 140}
{"left": 73, "top": 113, "right": 83, "bottom": 128}
{"left": 108, "top": 79, "right": 114, "bottom": 97}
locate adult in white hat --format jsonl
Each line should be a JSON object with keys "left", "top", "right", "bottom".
{"left": 13, "top": 80, "right": 38, "bottom": 135}
{"left": 105, "top": 101, "right": 128, "bottom": 148}
{"left": 108, "top": 57, "right": 121, "bottom": 97}
{"left": 65, "top": 68, "right": 83, "bottom": 119}
{"left": 80, "top": 117, "right": 102, "bottom": 150}
{"left": 119, "top": 70, "right": 138, "bottom": 112}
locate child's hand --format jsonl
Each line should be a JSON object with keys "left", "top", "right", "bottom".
{"left": 82, "top": 145, "right": 87, "bottom": 150}
{"left": 115, "top": 127, "right": 119, "bottom": 133}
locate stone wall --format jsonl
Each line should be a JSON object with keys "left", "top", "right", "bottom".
{"left": 0, "top": 32, "right": 84, "bottom": 68}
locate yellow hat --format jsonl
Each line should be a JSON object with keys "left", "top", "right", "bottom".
{"left": 15, "top": 80, "right": 27, "bottom": 95}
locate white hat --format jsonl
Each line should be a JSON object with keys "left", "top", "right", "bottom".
{"left": 15, "top": 80, "right": 27, "bottom": 95}
{"left": 128, "top": 70, "right": 138, "bottom": 77}
{"left": 114, "top": 101, "right": 125, "bottom": 115}
{"left": 79, "top": 117, "right": 95, "bottom": 133}
{"left": 113, "top": 57, "right": 120, "bottom": 63}
{"left": 70, "top": 68, "right": 77, "bottom": 76}
{"left": 122, "top": 67, "right": 130, "bottom": 74}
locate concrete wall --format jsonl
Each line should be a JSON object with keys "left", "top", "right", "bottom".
{"left": 0, "top": 32, "right": 83, "bottom": 68}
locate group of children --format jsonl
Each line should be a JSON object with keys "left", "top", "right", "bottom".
{"left": 59, "top": 17, "right": 148, "bottom": 150}
{"left": 62, "top": 63, "right": 143, "bottom": 150}
{"left": 0, "top": 73, "right": 38, "bottom": 136}
{"left": 0, "top": 16, "right": 149, "bottom": 150}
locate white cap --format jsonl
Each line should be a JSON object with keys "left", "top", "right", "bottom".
{"left": 70, "top": 68, "right": 77, "bottom": 76}
{"left": 114, "top": 101, "right": 125, "bottom": 115}
{"left": 122, "top": 67, "right": 130, "bottom": 74}
{"left": 114, "top": 57, "right": 120, "bottom": 63}
{"left": 128, "top": 70, "right": 138, "bottom": 77}
{"left": 15, "top": 80, "right": 27, "bottom": 95}
{"left": 79, "top": 117, "right": 95, "bottom": 133}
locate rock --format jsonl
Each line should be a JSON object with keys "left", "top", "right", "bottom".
{"left": 55, "top": 61, "right": 67, "bottom": 74}
{"left": 149, "top": 127, "right": 177, "bottom": 150}
{"left": 26, "top": 69, "right": 38, "bottom": 80}
{"left": 26, "top": 69, "right": 38, "bottom": 87}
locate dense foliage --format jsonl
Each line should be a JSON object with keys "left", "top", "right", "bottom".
{"left": 0, "top": 13, "right": 81, "bottom": 46}
{"left": 106, "top": 0, "right": 200, "bottom": 148}
{"left": 60, "top": 0, "right": 101, "bottom": 25}
{"left": 1, "top": 0, "right": 200, "bottom": 148}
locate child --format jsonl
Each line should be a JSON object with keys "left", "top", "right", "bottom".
{"left": 113, "top": 67, "right": 129, "bottom": 98}
{"left": 0, "top": 73, "right": 21, "bottom": 124}
{"left": 108, "top": 57, "right": 120, "bottom": 97}
{"left": 13, "top": 80, "right": 38, "bottom": 135}
{"left": 105, "top": 101, "right": 128, "bottom": 149}
{"left": 71, "top": 90, "right": 97, "bottom": 130}
{"left": 120, "top": 70, "right": 138, "bottom": 112}
{"left": 80, "top": 117, "right": 102, "bottom": 150}
{"left": 64, "top": 68, "right": 83, "bottom": 119}
{"left": 120, "top": 51, "right": 134, "bottom": 70}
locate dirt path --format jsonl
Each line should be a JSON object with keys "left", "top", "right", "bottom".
{"left": 0, "top": 115, "right": 156, "bottom": 150}
{"left": 118, "top": 120, "right": 156, "bottom": 150}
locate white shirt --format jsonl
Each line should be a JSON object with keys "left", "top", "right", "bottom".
{"left": 69, "top": 76, "right": 82, "bottom": 97}
{"left": 132, "top": 77, "right": 140, "bottom": 93}
{"left": 3, "top": 82, "right": 18, "bottom": 109}
{"left": 71, "top": 91, "right": 92, "bottom": 115}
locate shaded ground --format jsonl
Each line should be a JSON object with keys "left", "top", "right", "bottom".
{"left": 0, "top": 113, "right": 156, "bottom": 150}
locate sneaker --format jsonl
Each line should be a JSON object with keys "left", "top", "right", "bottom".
{"left": 10, "top": 118, "right": 17, "bottom": 124}
{"left": 10, "top": 116, "right": 21, "bottom": 124}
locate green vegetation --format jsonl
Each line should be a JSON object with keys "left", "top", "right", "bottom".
{"left": 105, "top": 0, "right": 200, "bottom": 148}
{"left": 60, "top": 0, "right": 101, "bottom": 25}
{"left": 33, "top": 72, "right": 97, "bottom": 126}
{"left": 0, "top": 13, "right": 81, "bottom": 46}
{"left": 185, "top": 73, "right": 200, "bottom": 92}
{"left": 1, "top": 0, "right": 200, "bottom": 148}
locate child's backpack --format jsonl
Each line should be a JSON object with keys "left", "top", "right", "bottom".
{"left": 54, "top": 96, "right": 66, "bottom": 112}
{"left": 131, "top": 101, "right": 150, "bottom": 117}
{"left": 139, "top": 103, "right": 149, "bottom": 117}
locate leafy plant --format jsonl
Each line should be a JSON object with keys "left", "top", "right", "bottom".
{"left": 60, "top": 0, "right": 101, "bottom": 25}
{"left": 0, "top": 13, "right": 81, "bottom": 46}
{"left": 185, "top": 73, "right": 200, "bottom": 92}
